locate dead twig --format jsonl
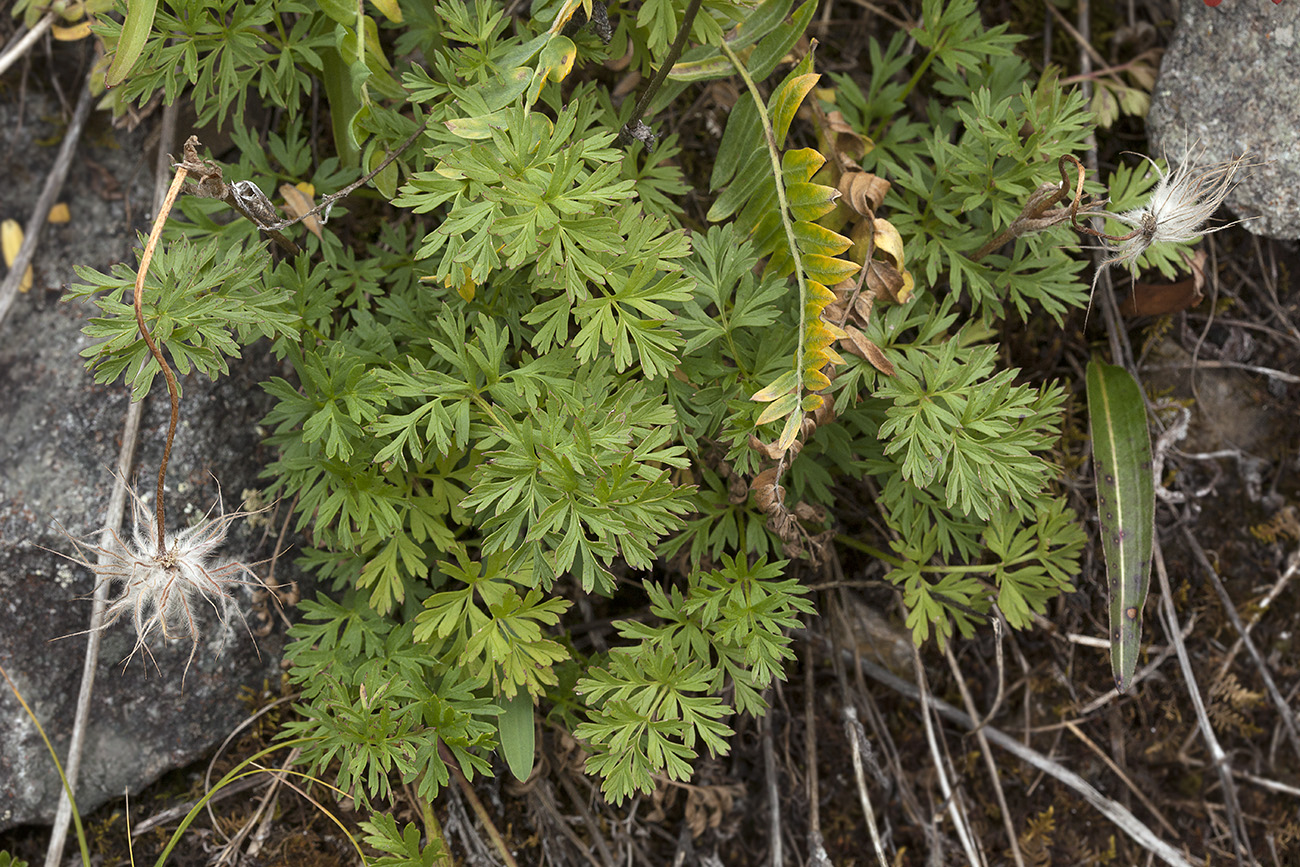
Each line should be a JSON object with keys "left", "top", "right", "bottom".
{"left": 1212, "top": 551, "right": 1299, "bottom": 683}
{"left": 843, "top": 705, "right": 890, "bottom": 867}
{"left": 911, "top": 643, "right": 982, "bottom": 866}
{"left": 1062, "top": 721, "right": 1178, "bottom": 838}
{"left": 804, "top": 628, "right": 833, "bottom": 867}
{"left": 41, "top": 94, "right": 175, "bottom": 867}
{"left": 1153, "top": 537, "right": 1253, "bottom": 865}
{"left": 851, "top": 650, "right": 1195, "bottom": 867}
{"left": 942, "top": 643, "right": 1024, "bottom": 867}
{"left": 0, "top": 11, "right": 54, "bottom": 79}
{"left": 556, "top": 763, "right": 618, "bottom": 867}
{"left": 439, "top": 741, "right": 519, "bottom": 867}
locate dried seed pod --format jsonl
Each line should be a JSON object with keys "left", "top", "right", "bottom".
{"left": 230, "top": 180, "right": 280, "bottom": 228}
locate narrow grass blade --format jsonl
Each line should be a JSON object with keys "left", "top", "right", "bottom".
{"left": 1086, "top": 360, "right": 1155, "bottom": 692}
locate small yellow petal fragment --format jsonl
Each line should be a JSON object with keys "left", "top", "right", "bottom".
{"left": 3, "top": 219, "right": 34, "bottom": 293}
{"left": 453, "top": 266, "right": 476, "bottom": 302}
{"left": 48, "top": 203, "right": 71, "bottom": 223}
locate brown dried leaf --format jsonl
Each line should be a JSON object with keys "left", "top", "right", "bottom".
{"left": 841, "top": 325, "right": 896, "bottom": 376}
{"left": 812, "top": 391, "right": 835, "bottom": 427}
{"left": 751, "top": 468, "right": 783, "bottom": 513}
{"left": 793, "top": 502, "right": 826, "bottom": 523}
{"left": 684, "top": 784, "right": 745, "bottom": 838}
{"left": 839, "top": 171, "right": 890, "bottom": 217}
{"left": 768, "top": 511, "right": 797, "bottom": 542}
{"left": 727, "top": 474, "right": 749, "bottom": 504}
{"left": 852, "top": 292, "right": 874, "bottom": 325}
{"left": 280, "top": 183, "right": 323, "bottom": 240}
{"left": 864, "top": 260, "right": 905, "bottom": 303}
{"left": 823, "top": 110, "right": 869, "bottom": 162}
{"left": 1121, "top": 250, "right": 1207, "bottom": 316}
{"left": 749, "top": 433, "right": 786, "bottom": 461}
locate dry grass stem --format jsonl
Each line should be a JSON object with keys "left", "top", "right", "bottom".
{"left": 1153, "top": 539, "right": 1253, "bottom": 864}
{"left": 911, "top": 643, "right": 981, "bottom": 865}
{"left": 943, "top": 643, "right": 1024, "bottom": 867}
{"left": 843, "top": 705, "right": 890, "bottom": 867}
{"left": 852, "top": 650, "right": 1196, "bottom": 867}
{"left": 1180, "top": 526, "right": 1300, "bottom": 762}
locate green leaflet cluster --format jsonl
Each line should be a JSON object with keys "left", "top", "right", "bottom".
{"left": 710, "top": 50, "right": 857, "bottom": 451}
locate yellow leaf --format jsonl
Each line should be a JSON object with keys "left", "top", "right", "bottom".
{"left": 541, "top": 35, "right": 577, "bottom": 83}
{"left": 48, "top": 203, "right": 71, "bottom": 223}
{"left": 803, "top": 368, "right": 832, "bottom": 392}
{"left": 2, "top": 219, "right": 33, "bottom": 293}
{"left": 751, "top": 369, "right": 799, "bottom": 403}
{"left": 897, "top": 268, "right": 915, "bottom": 304}
{"left": 777, "top": 411, "right": 802, "bottom": 451}
{"left": 369, "top": 0, "right": 402, "bottom": 22}
{"left": 781, "top": 147, "right": 826, "bottom": 185}
{"left": 756, "top": 391, "right": 800, "bottom": 426}
{"left": 872, "top": 218, "right": 906, "bottom": 269}
{"left": 53, "top": 22, "right": 93, "bottom": 40}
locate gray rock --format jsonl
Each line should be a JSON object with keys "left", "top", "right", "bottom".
{"left": 0, "top": 89, "right": 298, "bottom": 830}
{"left": 1147, "top": 1, "right": 1300, "bottom": 240}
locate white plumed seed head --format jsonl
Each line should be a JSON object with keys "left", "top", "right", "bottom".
{"left": 59, "top": 483, "right": 271, "bottom": 680}
{"left": 1102, "top": 147, "right": 1252, "bottom": 273}
{"left": 1084, "top": 147, "right": 1253, "bottom": 323}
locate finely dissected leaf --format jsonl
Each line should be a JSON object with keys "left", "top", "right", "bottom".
{"left": 1086, "top": 360, "right": 1155, "bottom": 693}
{"left": 498, "top": 690, "right": 536, "bottom": 782}
{"left": 105, "top": 0, "right": 158, "bottom": 86}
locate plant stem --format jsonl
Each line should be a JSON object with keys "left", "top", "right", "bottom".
{"left": 719, "top": 40, "right": 811, "bottom": 420}
{"left": 263, "top": 116, "right": 431, "bottom": 232}
{"left": 133, "top": 162, "right": 192, "bottom": 553}
{"left": 834, "top": 534, "right": 901, "bottom": 566}
{"left": 620, "top": 0, "right": 702, "bottom": 147}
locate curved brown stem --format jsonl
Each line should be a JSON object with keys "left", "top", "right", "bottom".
{"left": 133, "top": 162, "right": 193, "bottom": 554}
{"left": 970, "top": 154, "right": 1096, "bottom": 261}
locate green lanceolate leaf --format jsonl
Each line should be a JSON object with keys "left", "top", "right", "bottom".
{"left": 105, "top": 0, "right": 158, "bottom": 86}
{"left": 498, "top": 689, "right": 536, "bottom": 782}
{"left": 1086, "top": 360, "right": 1154, "bottom": 693}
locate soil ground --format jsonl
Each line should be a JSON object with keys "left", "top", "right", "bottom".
{"left": 3, "top": 2, "right": 1300, "bottom": 866}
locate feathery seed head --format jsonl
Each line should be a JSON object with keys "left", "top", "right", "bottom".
{"left": 60, "top": 482, "right": 271, "bottom": 680}
{"left": 1082, "top": 147, "right": 1253, "bottom": 323}
{"left": 1101, "top": 148, "right": 1252, "bottom": 273}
